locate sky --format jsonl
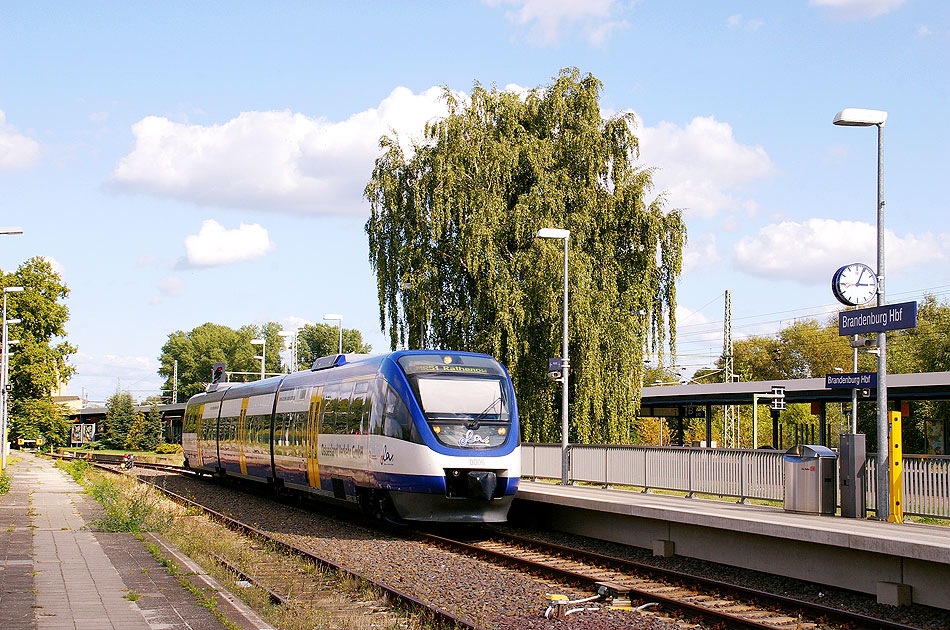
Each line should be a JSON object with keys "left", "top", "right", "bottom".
{"left": 1, "top": 0, "right": 948, "bottom": 404}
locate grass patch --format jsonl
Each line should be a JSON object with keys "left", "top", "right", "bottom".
{"left": 124, "top": 590, "right": 141, "bottom": 601}
{"left": 55, "top": 459, "right": 91, "bottom": 484}
{"left": 0, "top": 472, "right": 11, "bottom": 495}
{"left": 81, "top": 466, "right": 423, "bottom": 629}
{"left": 88, "top": 477, "right": 168, "bottom": 534}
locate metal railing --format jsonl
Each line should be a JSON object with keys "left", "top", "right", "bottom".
{"left": 521, "top": 443, "right": 950, "bottom": 518}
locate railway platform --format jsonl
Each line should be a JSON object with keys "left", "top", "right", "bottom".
{"left": 0, "top": 451, "right": 273, "bottom": 630}
{"left": 512, "top": 480, "right": 950, "bottom": 611}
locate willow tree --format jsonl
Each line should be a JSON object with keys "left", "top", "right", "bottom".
{"left": 365, "top": 69, "right": 685, "bottom": 443}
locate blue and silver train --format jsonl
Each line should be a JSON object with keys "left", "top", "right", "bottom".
{"left": 181, "top": 350, "right": 520, "bottom": 522}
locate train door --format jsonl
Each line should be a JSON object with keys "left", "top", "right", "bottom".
{"left": 200, "top": 401, "right": 221, "bottom": 470}
{"left": 306, "top": 385, "right": 324, "bottom": 489}
{"left": 194, "top": 404, "right": 203, "bottom": 465}
{"left": 238, "top": 397, "right": 249, "bottom": 475}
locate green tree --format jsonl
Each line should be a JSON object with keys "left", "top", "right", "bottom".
{"left": 365, "top": 69, "right": 685, "bottom": 443}
{"left": 9, "top": 398, "right": 71, "bottom": 448}
{"left": 1, "top": 257, "right": 77, "bottom": 445}
{"left": 125, "top": 404, "right": 163, "bottom": 451}
{"left": 158, "top": 322, "right": 283, "bottom": 401}
{"left": 102, "top": 391, "right": 136, "bottom": 449}
{"left": 144, "top": 404, "right": 164, "bottom": 450}
{"left": 296, "top": 323, "right": 372, "bottom": 369}
{"left": 124, "top": 411, "right": 147, "bottom": 450}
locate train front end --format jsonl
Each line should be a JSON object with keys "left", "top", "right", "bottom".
{"left": 380, "top": 351, "right": 520, "bottom": 522}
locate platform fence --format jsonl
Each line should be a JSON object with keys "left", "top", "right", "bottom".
{"left": 521, "top": 443, "right": 950, "bottom": 518}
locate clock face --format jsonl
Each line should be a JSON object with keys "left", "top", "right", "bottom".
{"left": 833, "top": 263, "right": 877, "bottom": 306}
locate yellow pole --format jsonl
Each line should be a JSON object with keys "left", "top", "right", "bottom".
{"left": 887, "top": 411, "right": 903, "bottom": 524}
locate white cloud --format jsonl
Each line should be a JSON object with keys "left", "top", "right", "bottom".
{"left": 0, "top": 110, "right": 40, "bottom": 169}
{"left": 682, "top": 233, "right": 721, "bottom": 273}
{"left": 110, "top": 86, "right": 454, "bottom": 215}
{"left": 733, "top": 218, "right": 950, "bottom": 284}
{"left": 487, "top": 0, "right": 629, "bottom": 45}
{"left": 158, "top": 276, "right": 184, "bottom": 297}
{"left": 811, "top": 0, "right": 906, "bottom": 20}
{"left": 44, "top": 256, "right": 66, "bottom": 279}
{"left": 183, "top": 219, "right": 273, "bottom": 267}
{"left": 634, "top": 114, "right": 776, "bottom": 218}
{"left": 280, "top": 315, "right": 313, "bottom": 331}
{"left": 67, "top": 351, "right": 163, "bottom": 403}
{"left": 726, "top": 14, "right": 764, "bottom": 31}
{"left": 917, "top": 25, "right": 932, "bottom": 38}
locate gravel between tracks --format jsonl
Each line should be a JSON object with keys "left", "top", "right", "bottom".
{"left": 138, "top": 470, "right": 680, "bottom": 629}
{"left": 138, "top": 469, "right": 949, "bottom": 629}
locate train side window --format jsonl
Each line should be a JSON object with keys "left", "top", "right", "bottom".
{"left": 320, "top": 382, "right": 340, "bottom": 434}
{"left": 383, "top": 386, "right": 413, "bottom": 441}
{"left": 349, "top": 380, "right": 370, "bottom": 434}
{"left": 369, "top": 378, "right": 385, "bottom": 435}
{"left": 336, "top": 382, "right": 355, "bottom": 434}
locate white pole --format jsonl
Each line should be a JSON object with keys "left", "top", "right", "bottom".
{"left": 560, "top": 235, "right": 570, "bottom": 485}
{"left": 874, "top": 122, "right": 888, "bottom": 520}
{"left": 1, "top": 292, "right": 7, "bottom": 470}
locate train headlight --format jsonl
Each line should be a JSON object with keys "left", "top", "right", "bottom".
{"left": 433, "top": 426, "right": 441, "bottom": 434}
{"left": 443, "top": 355, "right": 453, "bottom": 365}
{"left": 497, "top": 427, "right": 506, "bottom": 435}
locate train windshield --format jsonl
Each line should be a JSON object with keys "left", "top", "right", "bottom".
{"left": 397, "top": 354, "right": 512, "bottom": 449}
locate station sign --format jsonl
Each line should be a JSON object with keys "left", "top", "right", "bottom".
{"left": 826, "top": 372, "right": 877, "bottom": 389}
{"left": 548, "top": 357, "right": 563, "bottom": 372}
{"left": 838, "top": 301, "right": 917, "bottom": 336}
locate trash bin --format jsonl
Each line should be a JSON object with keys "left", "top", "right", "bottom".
{"left": 783, "top": 444, "right": 837, "bottom": 515}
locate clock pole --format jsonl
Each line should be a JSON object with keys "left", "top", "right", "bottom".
{"left": 834, "top": 106, "right": 889, "bottom": 521}
{"left": 874, "top": 118, "right": 888, "bottom": 521}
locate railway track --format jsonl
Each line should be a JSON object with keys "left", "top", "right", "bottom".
{"left": 82, "top": 458, "right": 478, "bottom": 630}
{"left": 68, "top": 455, "right": 928, "bottom": 629}
{"left": 414, "top": 527, "right": 920, "bottom": 630}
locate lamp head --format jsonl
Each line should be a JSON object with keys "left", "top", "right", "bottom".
{"left": 833, "top": 108, "right": 887, "bottom": 127}
{"left": 3, "top": 287, "right": 24, "bottom": 294}
{"left": 250, "top": 338, "right": 265, "bottom": 345}
{"left": 323, "top": 313, "right": 342, "bottom": 321}
{"left": 536, "top": 228, "right": 570, "bottom": 239}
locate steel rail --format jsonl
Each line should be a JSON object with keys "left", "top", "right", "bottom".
{"left": 490, "top": 529, "right": 920, "bottom": 630}
{"left": 209, "top": 552, "right": 287, "bottom": 605}
{"left": 90, "top": 462, "right": 479, "bottom": 630}
{"left": 417, "top": 529, "right": 919, "bottom": 630}
{"left": 77, "top": 455, "right": 919, "bottom": 630}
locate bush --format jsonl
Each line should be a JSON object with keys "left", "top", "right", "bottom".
{"left": 0, "top": 473, "right": 10, "bottom": 494}
{"left": 154, "top": 443, "right": 183, "bottom": 454}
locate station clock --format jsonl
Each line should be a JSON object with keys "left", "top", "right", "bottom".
{"left": 832, "top": 263, "right": 878, "bottom": 306}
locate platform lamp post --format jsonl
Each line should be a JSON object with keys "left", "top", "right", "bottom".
{"left": 833, "top": 107, "right": 888, "bottom": 519}
{"left": 2, "top": 287, "right": 24, "bottom": 470}
{"left": 323, "top": 314, "right": 343, "bottom": 355}
{"left": 250, "top": 338, "right": 265, "bottom": 380}
{"left": 278, "top": 330, "right": 298, "bottom": 372}
{"left": 536, "top": 228, "right": 571, "bottom": 485}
